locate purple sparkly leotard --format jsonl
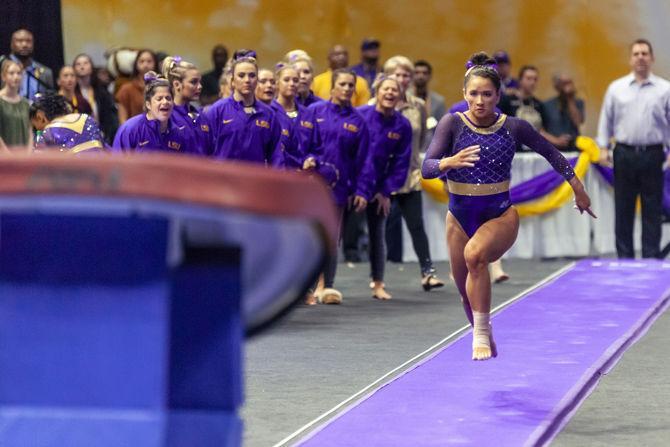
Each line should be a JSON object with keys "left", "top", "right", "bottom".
{"left": 36, "top": 113, "right": 106, "bottom": 154}
{"left": 422, "top": 112, "right": 575, "bottom": 237}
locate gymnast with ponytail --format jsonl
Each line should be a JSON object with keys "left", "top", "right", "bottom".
{"left": 284, "top": 50, "right": 323, "bottom": 108}
{"left": 270, "top": 61, "right": 304, "bottom": 168}
{"left": 161, "top": 56, "right": 209, "bottom": 155}
{"left": 203, "top": 49, "right": 283, "bottom": 166}
{"left": 422, "top": 52, "right": 595, "bottom": 360}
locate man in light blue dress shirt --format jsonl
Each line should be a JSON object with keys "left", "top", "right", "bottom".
{"left": 597, "top": 38, "right": 670, "bottom": 259}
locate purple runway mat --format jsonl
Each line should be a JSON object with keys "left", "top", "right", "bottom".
{"left": 296, "top": 260, "right": 670, "bottom": 447}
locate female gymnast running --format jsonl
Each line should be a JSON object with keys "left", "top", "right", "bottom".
{"left": 422, "top": 52, "right": 595, "bottom": 360}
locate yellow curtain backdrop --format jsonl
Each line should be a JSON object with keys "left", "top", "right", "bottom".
{"left": 61, "top": 0, "right": 650, "bottom": 138}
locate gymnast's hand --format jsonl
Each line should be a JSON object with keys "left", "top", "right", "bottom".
{"left": 302, "top": 157, "right": 317, "bottom": 170}
{"left": 439, "top": 145, "right": 481, "bottom": 171}
{"left": 570, "top": 177, "right": 597, "bottom": 218}
{"left": 352, "top": 195, "right": 368, "bottom": 213}
{"left": 373, "top": 193, "right": 391, "bottom": 216}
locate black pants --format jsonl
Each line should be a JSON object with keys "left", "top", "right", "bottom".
{"left": 367, "top": 205, "right": 386, "bottom": 281}
{"left": 385, "top": 200, "right": 403, "bottom": 262}
{"left": 323, "top": 206, "right": 345, "bottom": 288}
{"left": 342, "top": 207, "right": 367, "bottom": 262}
{"left": 613, "top": 144, "right": 665, "bottom": 258}
{"left": 385, "top": 191, "right": 434, "bottom": 275}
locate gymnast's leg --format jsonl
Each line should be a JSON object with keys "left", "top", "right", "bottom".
{"left": 464, "top": 207, "right": 519, "bottom": 360}
{"left": 446, "top": 211, "right": 473, "bottom": 326}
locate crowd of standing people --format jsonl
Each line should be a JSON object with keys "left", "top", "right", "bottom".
{"left": 1, "top": 30, "right": 668, "bottom": 357}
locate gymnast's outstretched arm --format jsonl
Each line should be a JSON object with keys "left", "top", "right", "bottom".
{"left": 510, "top": 117, "right": 596, "bottom": 217}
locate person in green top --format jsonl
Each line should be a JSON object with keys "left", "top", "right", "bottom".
{"left": 0, "top": 136, "right": 9, "bottom": 153}
{"left": 0, "top": 59, "right": 33, "bottom": 150}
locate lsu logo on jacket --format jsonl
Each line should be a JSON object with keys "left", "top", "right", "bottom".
{"left": 343, "top": 122, "right": 359, "bottom": 133}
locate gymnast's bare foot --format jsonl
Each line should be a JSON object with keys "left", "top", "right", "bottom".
{"left": 304, "top": 291, "right": 317, "bottom": 306}
{"left": 472, "top": 312, "right": 494, "bottom": 360}
{"left": 372, "top": 281, "right": 392, "bottom": 300}
{"left": 473, "top": 325, "right": 497, "bottom": 360}
{"left": 472, "top": 345, "right": 492, "bottom": 361}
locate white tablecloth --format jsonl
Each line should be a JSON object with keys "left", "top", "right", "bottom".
{"left": 402, "top": 153, "right": 670, "bottom": 260}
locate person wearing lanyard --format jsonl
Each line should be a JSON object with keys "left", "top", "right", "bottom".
{"left": 8, "top": 28, "right": 54, "bottom": 100}
{"left": 597, "top": 38, "right": 670, "bottom": 259}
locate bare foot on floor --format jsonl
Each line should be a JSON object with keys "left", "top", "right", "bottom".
{"left": 371, "top": 281, "right": 392, "bottom": 300}
{"left": 472, "top": 346, "right": 493, "bottom": 361}
{"left": 472, "top": 323, "right": 496, "bottom": 360}
{"left": 304, "top": 291, "right": 317, "bottom": 306}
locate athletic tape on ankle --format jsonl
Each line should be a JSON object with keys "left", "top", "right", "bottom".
{"left": 473, "top": 311, "right": 491, "bottom": 347}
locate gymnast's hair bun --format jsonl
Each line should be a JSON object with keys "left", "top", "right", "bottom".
{"left": 467, "top": 52, "right": 497, "bottom": 68}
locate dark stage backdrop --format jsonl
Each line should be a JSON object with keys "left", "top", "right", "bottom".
{"left": 1, "top": 0, "right": 64, "bottom": 75}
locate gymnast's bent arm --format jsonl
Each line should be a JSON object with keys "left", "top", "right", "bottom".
{"left": 421, "top": 114, "right": 480, "bottom": 179}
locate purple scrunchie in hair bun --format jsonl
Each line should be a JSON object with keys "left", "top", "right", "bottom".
{"left": 235, "top": 50, "right": 257, "bottom": 61}
{"left": 144, "top": 72, "right": 158, "bottom": 83}
{"left": 173, "top": 56, "right": 182, "bottom": 64}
